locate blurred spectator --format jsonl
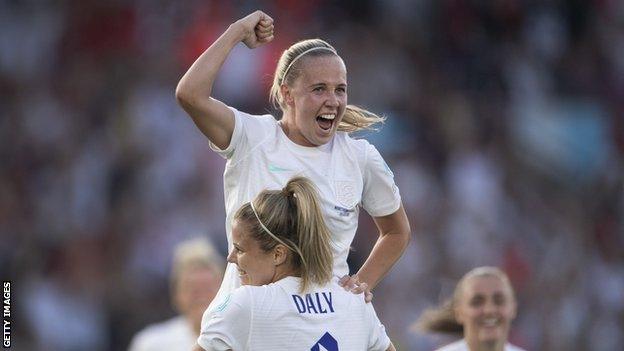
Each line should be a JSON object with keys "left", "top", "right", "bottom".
{"left": 128, "top": 238, "right": 224, "bottom": 351}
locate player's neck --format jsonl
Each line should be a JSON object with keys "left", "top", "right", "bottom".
{"left": 271, "top": 264, "right": 298, "bottom": 283}
{"left": 466, "top": 338, "right": 504, "bottom": 351}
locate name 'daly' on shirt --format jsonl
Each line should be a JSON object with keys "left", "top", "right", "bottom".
{"left": 291, "top": 292, "right": 334, "bottom": 314}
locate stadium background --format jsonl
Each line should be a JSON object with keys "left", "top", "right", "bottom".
{"left": 1, "top": 1, "right": 622, "bottom": 350}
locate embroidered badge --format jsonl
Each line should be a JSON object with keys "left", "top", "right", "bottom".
{"left": 334, "top": 180, "right": 356, "bottom": 208}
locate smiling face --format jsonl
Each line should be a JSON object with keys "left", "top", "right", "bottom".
{"left": 455, "top": 275, "right": 517, "bottom": 350}
{"left": 227, "top": 219, "right": 278, "bottom": 286}
{"left": 281, "top": 55, "right": 347, "bottom": 147}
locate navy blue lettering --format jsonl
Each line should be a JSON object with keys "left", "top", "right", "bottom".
{"left": 322, "top": 292, "right": 334, "bottom": 312}
{"left": 292, "top": 291, "right": 335, "bottom": 314}
{"left": 305, "top": 294, "right": 318, "bottom": 313}
{"left": 292, "top": 295, "right": 306, "bottom": 313}
{"left": 315, "top": 293, "right": 327, "bottom": 313}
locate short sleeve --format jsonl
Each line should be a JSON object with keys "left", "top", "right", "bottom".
{"left": 208, "top": 107, "right": 274, "bottom": 162}
{"left": 197, "top": 288, "right": 252, "bottom": 351}
{"left": 208, "top": 107, "right": 244, "bottom": 159}
{"left": 365, "top": 303, "right": 391, "bottom": 351}
{"left": 361, "top": 143, "right": 401, "bottom": 217}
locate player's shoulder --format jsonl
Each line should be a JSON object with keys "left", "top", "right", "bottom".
{"left": 226, "top": 284, "right": 258, "bottom": 304}
{"left": 231, "top": 106, "right": 276, "bottom": 127}
{"left": 225, "top": 107, "right": 278, "bottom": 151}
{"left": 336, "top": 131, "right": 373, "bottom": 150}
{"left": 322, "top": 278, "right": 368, "bottom": 308}
{"left": 205, "top": 286, "right": 255, "bottom": 323}
{"left": 233, "top": 278, "right": 302, "bottom": 318}
{"left": 333, "top": 133, "right": 377, "bottom": 169}
{"left": 231, "top": 280, "right": 283, "bottom": 306}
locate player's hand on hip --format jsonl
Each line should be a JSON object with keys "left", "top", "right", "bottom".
{"left": 234, "top": 10, "right": 274, "bottom": 49}
{"left": 339, "top": 275, "right": 373, "bottom": 303}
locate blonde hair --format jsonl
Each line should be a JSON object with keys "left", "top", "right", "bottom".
{"left": 414, "top": 266, "right": 515, "bottom": 334}
{"left": 170, "top": 237, "right": 225, "bottom": 292}
{"left": 234, "top": 177, "right": 333, "bottom": 293}
{"left": 269, "top": 38, "right": 385, "bottom": 133}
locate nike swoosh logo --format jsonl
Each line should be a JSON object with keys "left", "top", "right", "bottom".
{"left": 268, "top": 165, "right": 291, "bottom": 172}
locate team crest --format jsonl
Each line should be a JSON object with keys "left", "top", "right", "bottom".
{"left": 334, "top": 180, "right": 356, "bottom": 208}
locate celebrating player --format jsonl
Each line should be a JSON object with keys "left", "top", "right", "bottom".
{"left": 175, "top": 10, "right": 410, "bottom": 308}
{"left": 194, "top": 177, "right": 396, "bottom": 350}
{"left": 415, "top": 266, "right": 526, "bottom": 351}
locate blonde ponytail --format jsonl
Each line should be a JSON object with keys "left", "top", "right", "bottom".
{"left": 412, "top": 299, "right": 463, "bottom": 334}
{"left": 284, "top": 177, "right": 333, "bottom": 292}
{"left": 338, "top": 105, "right": 386, "bottom": 133}
{"left": 233, "top": 176, "right": 334, "bottom": 293}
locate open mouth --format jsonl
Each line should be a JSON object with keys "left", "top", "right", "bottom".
{"left": 481, "top": 318, "right": 500, "bottom": 328}
{"left": 316, "top": 114, "right": 335, "bottom": 131}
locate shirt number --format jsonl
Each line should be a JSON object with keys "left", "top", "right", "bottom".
{"left": 310, "top": 332, "right": 338, "bottom": 351}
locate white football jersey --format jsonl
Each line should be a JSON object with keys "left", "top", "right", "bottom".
{"left": 205, "top": 107, "right": 401, "bottom": 316}
{"left": 198, "top": 277, "right": 391, "bottom": 351}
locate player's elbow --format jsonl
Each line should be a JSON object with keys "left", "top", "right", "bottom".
{"left": 398, "top": 226, "right": 411, "bottom": 250}
{"left": 402, "top": 221, "right": 412, "bottom": 245}
{"left": 175, "top": 83, "right": 195, "bottom": 110}
{"left": 393, "top": 218, "right": 411, "bottom": 249}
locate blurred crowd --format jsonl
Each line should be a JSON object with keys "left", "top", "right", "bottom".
{"left": 1, "top": 1, "right": 622, "bottom": 350}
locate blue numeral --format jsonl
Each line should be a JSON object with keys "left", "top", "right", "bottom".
{"left": 310, "top": 332, "right": 338, "bottom": 351}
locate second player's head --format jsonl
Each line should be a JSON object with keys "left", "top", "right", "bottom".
{"left": 229, "top": 176, "right": 333, "bottom": 292}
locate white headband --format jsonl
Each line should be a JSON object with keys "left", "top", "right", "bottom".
{"left": 249, "top": 200, "right": 308, "bottom": 268}
{"left": 281, "top": 47, "right": 337, "bottom": 84}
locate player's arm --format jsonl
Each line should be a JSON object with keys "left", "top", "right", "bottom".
{"left": 355, "top": 203, "right": 410, "bottom": 290}
{"left": 175, "top": 11, "right": 274, "bottom": 149}
{"left": 386, "top": 342, "right": 397, "bottom": 351}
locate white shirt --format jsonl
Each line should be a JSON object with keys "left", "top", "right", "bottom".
{"left": 128, "top": 316, "right": 195, "bottom": 351}
{"left": 198, "top": 277, "right": 391, "bottom": 351}
{"left": 205, "top": 108, "right": 401, "bottom": 315}
{"left": 436, "top": 339, "right": 527, "bottom": 351}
